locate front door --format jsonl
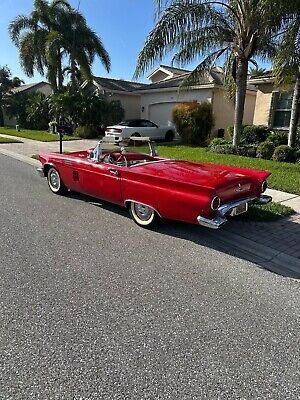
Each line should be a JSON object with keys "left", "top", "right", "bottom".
{"left": 79, "top": 160, "right": 123, "bottom": 205}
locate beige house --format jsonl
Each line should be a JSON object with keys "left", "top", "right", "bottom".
{"left": 4, "top": 81, "right": 53, "bottom": 126}
{"left": 250, "top": 72, "right": 299, "bottom": 130}
{"left": 84, "top": 65, "right": 257, "bottom": 136}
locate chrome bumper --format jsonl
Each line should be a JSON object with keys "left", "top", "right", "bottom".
{"left": 37, "top": 167, "right": 44, "bottom": 177}
{"left": 197, "top": 195, "right": 272, "bottom": 229}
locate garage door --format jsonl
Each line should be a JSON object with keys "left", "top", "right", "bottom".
{"left": 149, "top": 102, "right": 178, "bottom": 126}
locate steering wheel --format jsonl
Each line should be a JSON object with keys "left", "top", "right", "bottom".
{"left": 103, "top": 151, "right": 128, "bottom": 167}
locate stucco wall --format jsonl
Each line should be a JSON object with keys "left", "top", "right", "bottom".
{"left": 108, "top": 92, "right": 141, "bottom": 120}
{"left": 252, "top": 83, "right": 274, "bottom": 126}
{"left": 140, "top": 88, "right": 213, "bottom": 126}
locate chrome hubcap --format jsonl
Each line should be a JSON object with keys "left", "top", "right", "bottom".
{"left": 49, "top": 170, "right": 60, "bottom": 190}
{"left": 134, "top": 203, "right": 153, "bottom": 221}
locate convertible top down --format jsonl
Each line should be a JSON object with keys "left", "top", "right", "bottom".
{"left": 38, "top": 137, "right": 272, "bottom": 229}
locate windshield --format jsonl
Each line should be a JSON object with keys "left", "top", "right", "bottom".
{"left": 118, "top": 120, "right": 132, "bottom": 126}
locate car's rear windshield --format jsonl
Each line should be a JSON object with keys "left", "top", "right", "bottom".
{"left": 118, "top": 120, "right": 132, "bottom": 126}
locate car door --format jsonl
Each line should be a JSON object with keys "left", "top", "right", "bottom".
{"left": 78, "top": 159, "right": 123, "bottom": 205}
{"left": 137, "top": 120, "right": 159, "bottom": 139}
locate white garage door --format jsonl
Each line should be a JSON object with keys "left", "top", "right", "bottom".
{"left": 149, "top": 102, "right": 178, "bottom": 126}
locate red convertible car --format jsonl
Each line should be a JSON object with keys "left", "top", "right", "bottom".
{"left": 38, "top": 138, "right": 272, "bottom": 229}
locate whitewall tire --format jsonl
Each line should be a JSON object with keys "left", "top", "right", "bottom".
{"left": 129, "top": 202, "right": 160, "bottom": 228}
{"left": 47, "top": 167, "right": 67, "bottom": 195}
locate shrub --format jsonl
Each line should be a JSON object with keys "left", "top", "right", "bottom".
{"left": 75, "top": 125, "right": 100, "bottom": 139}
{"left": 241, "top": 125, "right": 269, "bottom": 144}
{"left": 208, "top": 138, "right": 228, "bottom": 148}
{"left": 210, "top": 144, "right": 235, "bottom": 154}
{"left": 236, "top": 145, "right": 257, "bottom": 158}
{"left": 267, "top": 131, "right": 287, "bottom": 147}
{"left": 227, "top": 124, "right": 269, "bottom": 144}
{"left": 272, "top": 145, "right": 296, "bottom": 163}
{"left": 257, "top": 141, "right": 275, "bottom": 159}
{"left": 227, "top": 124, "right": 249, "bottom": 140}
{"left": 172, "top": 101, "right": 215, "bottom": 145}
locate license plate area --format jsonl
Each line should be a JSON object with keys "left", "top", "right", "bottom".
{"left": 230, "top": 202, "right": 248, "bottom": 216}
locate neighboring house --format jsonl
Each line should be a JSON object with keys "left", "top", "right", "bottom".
{"left": 82, "top": 77, "right": 146, "bottom": 121}
{"left": 84, "top": 65, "right": 257, "bottom": 137}
{"left": 250, "top": 71, "right": 300, "bottom": 130}
{"left": 4, "top": 81, "right": 53, "bottom": 126}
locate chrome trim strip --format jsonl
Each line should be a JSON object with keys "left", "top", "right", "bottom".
{"left": 197, "top": 195, "right": 272, "bottom": 229}
{"left": 124, "top": 199, "right": 161, "bottom": 217}
{"left": 129, "top": 159, "right": 171, "bottom": 168}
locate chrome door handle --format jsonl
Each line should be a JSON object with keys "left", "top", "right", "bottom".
{"left": 109, "top": 169, "right": 119, "bottom": 176}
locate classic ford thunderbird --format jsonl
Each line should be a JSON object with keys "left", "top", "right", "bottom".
{"left": 38, "top": 138, "right": 272, "bottom": 229}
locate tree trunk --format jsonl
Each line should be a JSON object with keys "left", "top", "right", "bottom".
{"left": 70, "top": 56, "right": 77, "bottom": 93}
{"left": 233, "top": 58, "right": 248, "bottom": 148}
{"left": 57, "top": 49, "right": 64, "bottom": 91}
{"left": 0, "top": 106, "right": 4, "bottom": 127}
{"left": 288, "top": 70, "right": 300, "bottom": 148}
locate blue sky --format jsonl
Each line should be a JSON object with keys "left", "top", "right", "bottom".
{"left": 0, "top": 0, "right": 270, "bottom": 84}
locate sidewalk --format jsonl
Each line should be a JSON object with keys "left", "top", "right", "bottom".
{"left": 1, "top": 133, "right": 300, "bottom": 277}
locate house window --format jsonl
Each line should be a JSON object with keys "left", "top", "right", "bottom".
{"left": 272, "top": 92, "right": 299, "bottom": 129}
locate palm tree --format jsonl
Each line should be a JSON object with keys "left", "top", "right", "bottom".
{"left": 54, "top": 7, "right": 111, "bottom": 92}
{"left": 9, "top": 0, "right": 111, "bottom": 93}
{"left": 0, "top": 66, "right": 24, "bottom": 126}
{"left": 9, "top": 0, "right": 70, "bottom": 92}
{"left": 134, "top": 0, "right": 284, "bottom": 148}
{"left": 249, "top": 67, "right": 267, "bottom": 77}
{"left": 273, "top": 9, "right": 300, "bottom": 147}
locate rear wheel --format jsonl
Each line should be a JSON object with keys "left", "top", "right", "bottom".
{"left": 129, "top": 202, "right": 160, "bottom": 228}
{"left": 47, "top": 167, "right": 67, "bottom": 195}
{"left": 165, "top": 130, "right": 174, "bottom": 142}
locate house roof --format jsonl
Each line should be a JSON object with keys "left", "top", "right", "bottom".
{"left": 248, "top": 70, "right": 274, "bottom": 84}
{"left": 136, "top": 69, "right": 224, "bottom": 91}
{"left": 147, "top": 64, "right": 191, "bottom": 81}
{"left": 93, "top": 77, "right": 147, "bottom": 92}
{"left": 10, "top": 81, "right": 50, "bottom": 94}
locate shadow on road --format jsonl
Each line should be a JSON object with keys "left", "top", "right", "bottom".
{"left": 67, "top": 191, "right": 300, "bottom": 279}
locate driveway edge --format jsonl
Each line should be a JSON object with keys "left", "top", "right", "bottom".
{"left": 0, "top": 147, "right": 40, "bottom": 167}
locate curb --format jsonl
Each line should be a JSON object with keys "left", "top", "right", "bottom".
{"left": 0, "top": 148, "right": 40, "bottom": 167}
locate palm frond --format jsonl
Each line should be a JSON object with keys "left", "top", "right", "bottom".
{"left": 9, "top": 15, "right": 35, "bottom": 44}
{"left": 134, "top": 1, "right": 223, "bottom": 79}
{"left": 178, "top": 47, "right": 228, "bottom": 90}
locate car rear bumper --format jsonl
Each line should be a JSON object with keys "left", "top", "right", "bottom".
{"left": 197, "top": 195, "right": 272, "bottom": 229}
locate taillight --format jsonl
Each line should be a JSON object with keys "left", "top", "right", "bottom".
{"left": 211, "top": 196, "right": 221, "bottom": 211}
{"left": 261, "top": 180, "right": 267, "bottom": 193}
{"left": 113, "top": 128, "right": 123, "bottom": 133}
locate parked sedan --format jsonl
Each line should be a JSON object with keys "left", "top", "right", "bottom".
{"left": 105, "top": 119, "right": 175, "bottom": 142}
{"left": 38, "top": 138, "right": 272, "bottom": 229}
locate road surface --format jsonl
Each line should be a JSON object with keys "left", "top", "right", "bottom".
{"left": 0, "top": 154, "right": 299, "bottom": 399}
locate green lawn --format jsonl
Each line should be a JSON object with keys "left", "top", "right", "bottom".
{"left": 238, "top": 202, "right": 295, "bottom": 222}
{"left": 0, "top": 126, "right": 80, "bottom": 142}
{"left": 0, "top": 136, "right": 23, "bottom": 143}
{"left": 154, "top": 144, "right": 300, "bottom": 195}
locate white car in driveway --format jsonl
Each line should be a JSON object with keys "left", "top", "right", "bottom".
{"left": 105, "top": 119, "right": 176, "bottom": 142}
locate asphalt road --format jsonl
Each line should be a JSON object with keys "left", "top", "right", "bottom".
{"left": 0, "top": 154, "right": 300, "bottom": 400}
